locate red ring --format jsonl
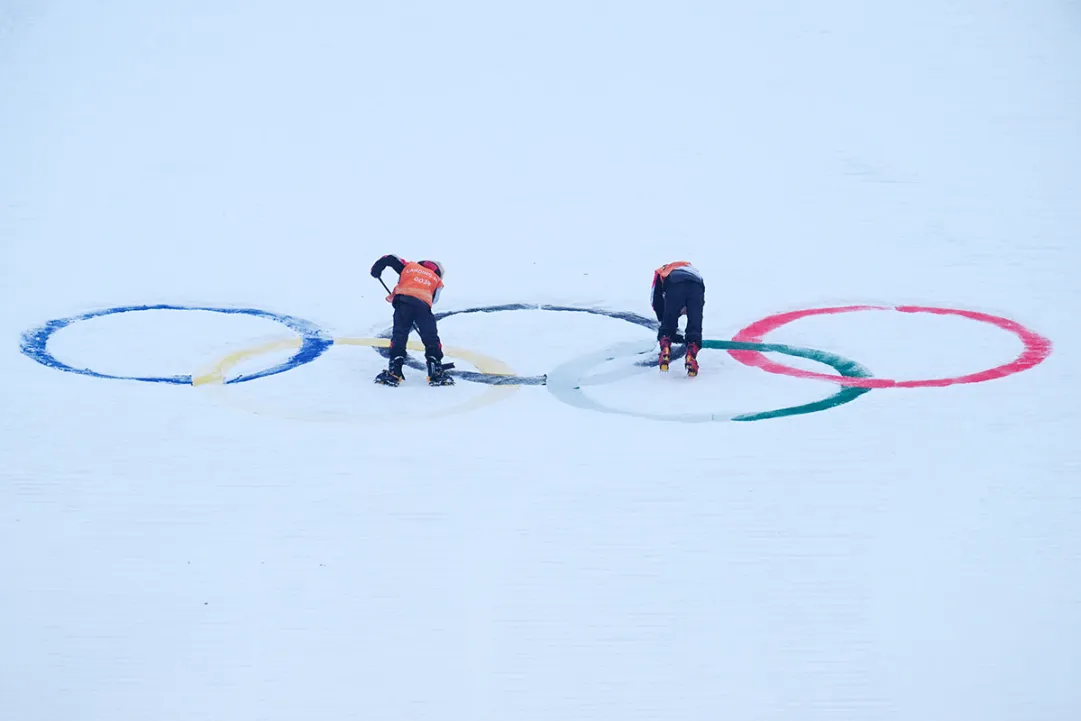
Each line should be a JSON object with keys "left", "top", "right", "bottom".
{"left": 728, "top": 305, "right": 1052, "bottom": 389}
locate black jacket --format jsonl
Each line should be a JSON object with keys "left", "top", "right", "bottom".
{"left": 651, "top": 265, "right": 705, "bottom": 321}
{"left": 370, "top": 254, "right": 406, "bottom": 277}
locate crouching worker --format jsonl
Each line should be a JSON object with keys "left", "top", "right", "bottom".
{"left": 370, "top": 254, "right": 454, "bottom": 386}
{"left": 651, "top": 261, "right": 705, "bottom": 376}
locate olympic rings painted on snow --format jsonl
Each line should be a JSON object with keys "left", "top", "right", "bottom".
{"left": 374, "top": 303, "right": 668, "bottom": 385}
{"left": 729, "top": 305, "right": 1053, "bottom": 388}
{"left": 17, "top": 301, "right": 1053, "bottom": 424}
{"left": 195, "top": 336, "right": 520, "bottom": 423}
{"left": 19, "top": 304, "right": 332, "bottom": 384}
{"left": 546, "top": 339, "right": 873, "bottom": 423}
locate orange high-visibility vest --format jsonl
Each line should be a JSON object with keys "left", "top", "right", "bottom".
{"left": 655, "top": 261, "right": 693, "bottom": 279}
{"left": 391, "top": 261, "right": 444, "bottom": 306}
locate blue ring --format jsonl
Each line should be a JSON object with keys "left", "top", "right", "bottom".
{"left": 375, "top": 303, "right": 667, "bottom": 385}
{"left": 20, "top": 304, "right": 333, "bottom": 384}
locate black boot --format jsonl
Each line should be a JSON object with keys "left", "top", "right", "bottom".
{"left": 375, "top": 355, "right": 405, "bottom": 386}
{"left": 426, "top": 356, "right": 455, "bottom": 386}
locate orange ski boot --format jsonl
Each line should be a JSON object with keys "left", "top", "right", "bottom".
{"left": 659, "top": 336, "right": 672, "bottom": 372}
{"left": 685, "top": 342, "right": 700, "bottom": 377}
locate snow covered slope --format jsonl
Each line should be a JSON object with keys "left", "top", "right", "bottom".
{"left": 2, "top": 2, "right": 1079, "bottom": 720}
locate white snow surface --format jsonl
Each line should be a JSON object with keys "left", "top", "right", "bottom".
{"left": 2, "top": 2, "right": 1080, "bottom": 720}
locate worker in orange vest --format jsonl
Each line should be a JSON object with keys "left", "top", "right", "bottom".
{"left": 370, "top": 254, "right": 453, "bottom": 386}
{"left": 651, "top": 261, "right": 705, "bottom": 376}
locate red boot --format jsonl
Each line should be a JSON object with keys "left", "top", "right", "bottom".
{"left": 659, "top": 336, "right": 672, "bottom": 372}
{"left": 685, "top": 342, "right": 700, "bottom": 377}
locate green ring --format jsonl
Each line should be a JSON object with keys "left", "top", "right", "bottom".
{"left": 546, "top": 339, "right": 873, "bottom": 422}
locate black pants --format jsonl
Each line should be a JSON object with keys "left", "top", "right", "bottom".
{"left": 659, "top": 280, "right": 705, "bottom": 345}
{"left": 390, "top": 297, "right": 443, "bottom": 360}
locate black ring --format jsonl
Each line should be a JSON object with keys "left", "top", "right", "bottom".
{"left": 375, "top": 303, "right": 672, "bottom": 385}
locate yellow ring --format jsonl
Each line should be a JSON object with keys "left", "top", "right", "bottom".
{"left": 193, "top": 336, "right": 520, "bottom": 423}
